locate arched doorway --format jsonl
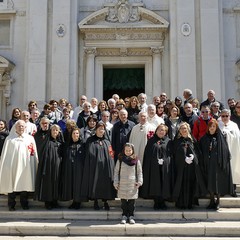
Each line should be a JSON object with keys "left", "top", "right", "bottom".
{"left": 103, "top": 67, "right": 145, "bottom": 100}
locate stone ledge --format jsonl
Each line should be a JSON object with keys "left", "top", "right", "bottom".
{"left": 0, "top": 220, "right": 240, "bottom": 236}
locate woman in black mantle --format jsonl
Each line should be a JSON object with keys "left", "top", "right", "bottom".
{"left": 34, "top": 124, "right": 63, "bottom": 209}
{"left": 199, "top": 119, "right": 233, "bottom": 210}
{"left": 172, "top": 122, "right": 206, "bottom": 209}
{"left": 60, "top": 127, "right": 85, "bottom": 209}
{"left": 140, "top": 124, "right": 173, "bottom": 210}
{"left": 81, "top": 122, "right": 116, "bottom": 210}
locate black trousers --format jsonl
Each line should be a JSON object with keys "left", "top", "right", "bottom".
{"left": 8, "top": 191, "right": 28, "bottom": 208}
{"left": 121, "top": 199, "right": 135, "bottom": 217}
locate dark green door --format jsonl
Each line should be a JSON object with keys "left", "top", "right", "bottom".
{"left": 103, "top": 68, "right": 145, "bottom": 101}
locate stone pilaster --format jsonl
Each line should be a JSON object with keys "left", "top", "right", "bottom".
{"left": 176, "top": 0, "right": 197, "bottom": 97}
{"left": 50, "top": 0, "right": 71, "bottom": 100}
{"left": 200, "top": 0, "right": 222, "bottom": 100}
{"left": 84, "top": 47, "right": 97, "bottom": 99}
{"left": 151, "top": 47, "right": 163, "bottom": 97}
{"left": 25, "top": 0, "right": 48, "bottom": 105}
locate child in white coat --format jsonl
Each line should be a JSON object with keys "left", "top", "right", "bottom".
{"left": 114, "top": 143, "right": 143, "bottom": 224}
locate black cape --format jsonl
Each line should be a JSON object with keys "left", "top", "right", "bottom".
{"left": 199, "top": 132, "right": 233, "bottom": 195}
{"left": 81, "top": 135, "right": 116, "bottom": 200}
{"left": 60, "top": 139, "right": 86, "bottom": 201}
{"left": 0, "top": 130, "right": 9, "bottom": 156}
{"left": 172, "top": 136, "right": 207, "bottom": 208}
{"left": 140, "top": 134, "right": 173, "bottom": 200}
{"left": 34, "top": 136, "right": 62, "bottom": 202}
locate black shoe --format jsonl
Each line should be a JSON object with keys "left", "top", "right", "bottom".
{"left": 153, "top": 202, "right": 160, "bottom": 210}
{"left": 45, "top": 202, "right": 52, "bottom": 210}
{"left": 231, "top": 192, "right": 238, "bottom": 197}
{"left": 9, "top": 206, "right": 15, "bottom": 211}
{"left": 52, "top": 202, "right": 60, "bottom": 208}
{"left": 160, "top": 203, "right": 167, "bottom": 210}
{"left": 22, "top": 205, "right": 29, "bottom": 210}
{"left": 206, "top": 202, "right": 215, "bottom": 209}
{"left": 215, "top": 204, "right": 220, "bottom": 210}
{"left": 68, "top": 203, "right": 75, "bottom": 209}
{"left": 94, "top": 200, "right": 100, "bottom": 210}
{"left": 73, "top": 202, "right": 81, "bottom": 210}
{"left": 104, "top": 202, "right": 110, "bottom": 210}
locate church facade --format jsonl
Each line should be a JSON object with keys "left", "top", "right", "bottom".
{"left": 0, "top": 0, "right": 240, "bottom": 119}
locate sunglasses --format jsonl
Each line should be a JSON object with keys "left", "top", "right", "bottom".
{"left": 221, "top": 115, "right": 229, "bottom": 118}
{"left": 201, "top": 111, "right": 209, "bottom": 113}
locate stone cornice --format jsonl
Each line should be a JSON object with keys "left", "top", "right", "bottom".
{"left": 0, "top": 9, "right": 16, "bottom": 15}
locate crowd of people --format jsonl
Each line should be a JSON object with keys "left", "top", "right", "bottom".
{"left": 0, "top": 89, "right": 240, "bottom": 224}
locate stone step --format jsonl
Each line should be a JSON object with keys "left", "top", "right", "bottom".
{"left": 0, "top": 195, "right": 239, "bottom": 208}
{"left": 0, "top": 207, "right": 240, "bottom": 221}
{"left": 2, "top": 238, "right": 240, "bottom": 240}
{"left": 0, "top": 219, "right": 240, "bottom": 237}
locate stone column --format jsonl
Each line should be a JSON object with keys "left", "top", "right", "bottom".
{"left": 84, "top": 47, "right": 96, "bottom": 99}
{"left": 151, "top": 47, "right": 163, "bottom": 97}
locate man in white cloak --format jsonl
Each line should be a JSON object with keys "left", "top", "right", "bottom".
{"left": 129, "top": 111, "right": 156, "bottom": 164}
{"left": 0, "top": 120, "right": 38, "bottom": 210}
{"left": 218, "top": 109, "right": 240, "bottom": 197}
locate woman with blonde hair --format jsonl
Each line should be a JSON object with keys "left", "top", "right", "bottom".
{"left": 172, "top": 122, "right": 206, "bottom": 209}
{"left": 126, "top": 96, "right": 140, "bottom": 124}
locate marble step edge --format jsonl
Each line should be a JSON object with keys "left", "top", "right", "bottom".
{"left": 0, "top": 220, "right": 240, "bottom": 237}
{"left": 0, "top": 196, "right": 239, "bottom": 208}
{"left": 1, "top": 208, "right": 240, "bottom": 221}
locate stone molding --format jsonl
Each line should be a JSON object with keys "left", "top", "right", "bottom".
{"left": 97, "top": 47, "right": 156, "bottom": 56}
{"left": 84, "top": 30, "right": 165, "bottom": 41}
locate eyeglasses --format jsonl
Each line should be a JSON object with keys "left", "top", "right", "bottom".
{"left": 213, "top": 105, "right": 219, "bottom": 108}
{"left": 221, "top": 115, "right": 229, "bottom": 118}
{"left": 201, "top": 111, "right": 209, "bottom": 113}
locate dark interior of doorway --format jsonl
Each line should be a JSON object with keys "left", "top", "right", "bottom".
{"left": 103, "top": 67, "right": 145, "bottom": 101}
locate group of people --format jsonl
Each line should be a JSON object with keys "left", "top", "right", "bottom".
{"left": 0, "top": 89, "right": 240, "bottom": 225}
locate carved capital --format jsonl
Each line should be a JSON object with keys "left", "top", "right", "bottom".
{"left": 151, "top": 47, "right": 164, "bottom": 55}
{"left": 84, "top": 47, "right": 97, "bottom": 56}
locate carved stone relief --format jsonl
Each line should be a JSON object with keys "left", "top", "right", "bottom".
{"left": 105, "top": 0, "right": 141, "bottom": 23}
